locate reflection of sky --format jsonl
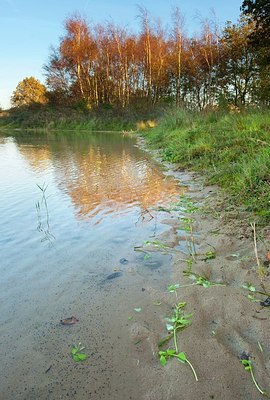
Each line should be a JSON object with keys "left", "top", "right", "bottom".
{"left": 0, "top": 0, "right": 242, "bottom": 108}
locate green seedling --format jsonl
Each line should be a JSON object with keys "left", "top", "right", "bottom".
{"left": 178, "top": 270, "right": 225, "bottom": 289}
{"left": 159, "top": 350, "right": 198, "bottom": 381}
{"left": 182, "top": 218, "right": 193, "bottom": 233}
{"left": 247, "top": 294, "right": 261, "bottom": 303}
{"left": 241, "top": 355, "right": 266, "bottom": 395}
{"left": 190, "top": 274, "right": 225, "bottom": 288}
{"left": 172, "top": 195, "right": 199, "bottom": 214}
{"left": 143, "top": 252, "right": 151, "bottom": 261}
{"left": 242, "top": 282, "right": 270, "bottom": 298}
{"left": 71, "top": 343, "right": 87, "bottom": 362}
{"left": 179, "top": 217, "right": 197, "bottom": 258}
{"left": 204, "top": 251, "right": 216, "bottom": 260}
{"left": 168, "top": 284, "right": 180, "bottom": 293}
{"left": 159, "top": 302, "right": 198, "bottom": 381}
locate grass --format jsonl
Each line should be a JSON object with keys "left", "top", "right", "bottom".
{"left": 0, "top": 106, "right": 135, "bottom": 131}
{"left": 142, "top": 107, "right": 270, "bottom": 224}
{"left": 0, "top": 102, "right": 166, "bottom": 131}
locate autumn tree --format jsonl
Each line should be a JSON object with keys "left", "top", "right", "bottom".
{"left": 241, "top": 1, "right": 270, "bottom": 103}
{"left": 219, "top": 17, "right": 257, "bottom": 106}
{"left": 11, "top": 77, "right": 48, "bottom": 107}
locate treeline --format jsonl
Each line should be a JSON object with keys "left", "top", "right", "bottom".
{"left": 43, "top": 4, "right": 269, "bottom": 110}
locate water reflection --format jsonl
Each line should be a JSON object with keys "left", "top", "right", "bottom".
{"left": 16, "top": 132, "right": 182, "bottom": 221}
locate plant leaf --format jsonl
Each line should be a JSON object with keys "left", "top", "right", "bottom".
{"left": 177, "top": 352, "right": 186, "bottom": 362}
{"left": 160, "top": 355, "right": 167, "bottom": 366}
{"left": 166, "top": 349, "right": 176, "bottom": 356}
{"left": 134, "top": 307, "right": 142, "bottom": 313}
{"left": 73, "top": 353, "right": 87, "bottom": 362}
{"left": 71, "top": 346, "right": 78, "bottom": 355}
{"left": 166, "top": 324, "right": 174, "bottom": 331}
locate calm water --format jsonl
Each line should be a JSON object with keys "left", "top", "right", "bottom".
{"left": 0, "top": 131, "right": 184, "bottom": 400}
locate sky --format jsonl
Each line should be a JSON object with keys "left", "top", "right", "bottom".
{"left": 0, "top": 0, "right": 243, "bottom": 109}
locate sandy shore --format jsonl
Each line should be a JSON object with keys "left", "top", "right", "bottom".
{"left": 133, "top": 138, "right": 270, "bottom": 400}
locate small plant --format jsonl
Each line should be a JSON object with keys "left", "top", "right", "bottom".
{"left": 204, "top": 251, "right": 216, "bottom": 260}
{"left": 172, "top": 195, "right": 199, "bottom": 214}
{"left": 180, "top": 217, "right": 197, "bottom": 258}
{"left": 71, "top": 343, "right": 87, "bottom": 362}
{"left": 242, "top": 282, "right": 270, "bottom": 298}
{"left": 159, "top": 349, "right": 198, "bottom": 381}
{"left": 189, "top": 273, "right": 225, "bottom": 288}
{"left": 168, "top": 284, "right": 180, "bottom": 293}
{"left": 143, "top": 252, "right": 151, "bottom": 261}
{"left": 240, "top": 353, "right": 266, "bottom": 395}
{"left": 158, "top": 302, "right": 198, "bottom": 381}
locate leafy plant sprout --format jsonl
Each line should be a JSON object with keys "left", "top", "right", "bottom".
{"left": 242, "top": 282, "right": 270, "bottom": 298}
{"left": 181, "top": 217, "right": 197, "bottom": 258}
{"left": 71, "top": 342, "right": 87, "bottom": 362}
{"left": 159, "top": 302, "right": 198, "bottom": 381}
{"left": 240, "top": 353, "right": 266, "bottom": 396}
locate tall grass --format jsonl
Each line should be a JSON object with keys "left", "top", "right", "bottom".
{"left": 0, "top": 107, "right": 134, "bottom": 131}
{"left": 143, "top": 108, "right": 270, "bottom": 222}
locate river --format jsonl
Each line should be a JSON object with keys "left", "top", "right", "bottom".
{"left": 0, "top": 131, "right": 185, "bottom": 400}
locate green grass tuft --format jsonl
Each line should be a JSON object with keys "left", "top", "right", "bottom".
{"left": 142, "top": 108, "right": 270, "bottom": 223}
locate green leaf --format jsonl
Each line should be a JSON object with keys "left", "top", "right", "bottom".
{"left": 202, "top": 281, "right": 211, "bottom": 288}
{"left": 159, "top": 355, "right": 167, "bottom": 366}
{"left": 177, "top": 352, "right": 186, "bottom": 362}
{"left": 245, "top": 366, "right": 251, "bottom": 371}
{"left": 168, "top": 284, "right": 179, "bottom": 292}
{"left": 73, "top": 353, "right": 87, "bottom": 362}
{"left": 71, "top": 346, "right": 78, "bottom": 355}
{"left": 166, "top": 349, "right": 176, "bottom": 356}
{"left": 166, "top": 324, "right": 174, "bottom": 331}
{"left": 177, "top": 302, "right": 186, "bottom": 309}
{"left": 159, "top": 351, "right": 167, "bottom": 356}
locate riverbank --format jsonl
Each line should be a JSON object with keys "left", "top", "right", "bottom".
{"left": 141, "top": 108, "right": 270, "bottom": 226}
{"left": 134, "top": 138, "right": 270, "bottom": 399}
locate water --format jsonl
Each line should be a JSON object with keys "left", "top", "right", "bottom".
{"left": 0, "top": 131, "right": 184, "bottom": 400}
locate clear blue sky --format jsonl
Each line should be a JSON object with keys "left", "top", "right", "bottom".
{"left": 0, "top": 0, "right": 243, "bottom": 109}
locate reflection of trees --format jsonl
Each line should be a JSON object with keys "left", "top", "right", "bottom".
{"left": 16, "top": 134, "right": 182, "bottom": 221}
{"left": 18, "top": 145, "right": 52, "bottom": 169}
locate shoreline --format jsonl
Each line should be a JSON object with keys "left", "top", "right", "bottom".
{"left": 135, "top": 134, "right": 270, "bottom": 399}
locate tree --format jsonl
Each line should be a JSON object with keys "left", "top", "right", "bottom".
{"left": 220, "top": 17, "right": 257, "bottom": 106}
{"left": 241, "top": 1, "right": 270, "bottom": 103}
{"left": 11, "top": 77, "right": 48, "bottom": 107}
{"left": 241, "top": 0, "right": 270, "bottom": 64}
